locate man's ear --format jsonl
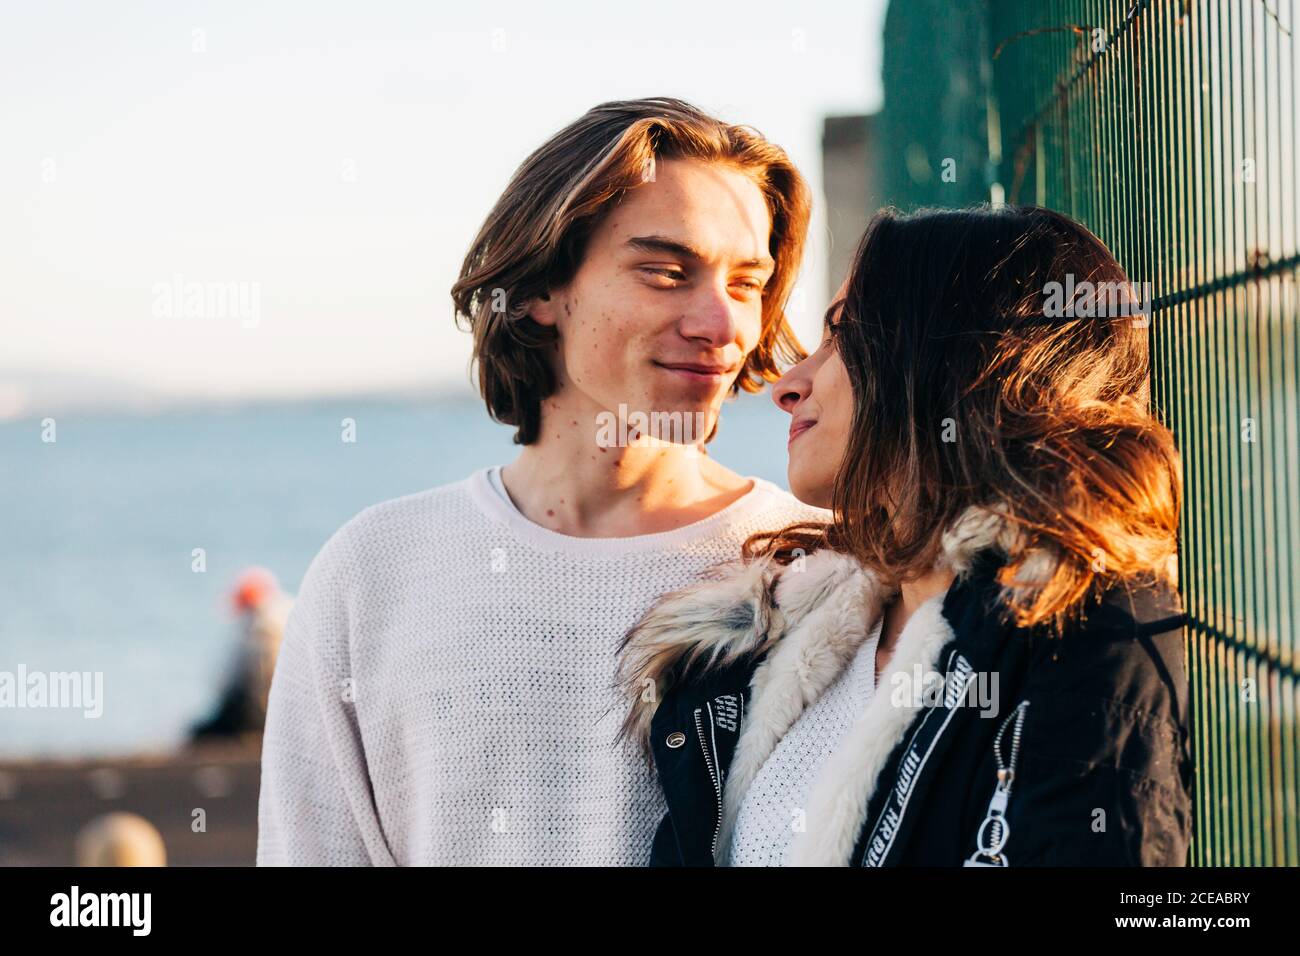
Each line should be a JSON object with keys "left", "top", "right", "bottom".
{"left": 527, "top": 291, "right": 559, "bottom": 327}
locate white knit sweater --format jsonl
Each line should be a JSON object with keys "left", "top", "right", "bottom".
{"left": 256, "top": 465, "right": 827, "bottom": 866}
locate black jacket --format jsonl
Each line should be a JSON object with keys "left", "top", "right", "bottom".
{"left": 620, "top": 528, "right": 1193, "bottom": 867}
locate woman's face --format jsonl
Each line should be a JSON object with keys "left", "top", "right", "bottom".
{"left": 772, "top": 278, "right": 855, "bottom": 508}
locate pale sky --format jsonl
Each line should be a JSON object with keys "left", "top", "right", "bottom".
{"left": 1, "top": 1, "right": 885, "bottom": 407}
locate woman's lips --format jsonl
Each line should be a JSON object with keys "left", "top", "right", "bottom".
{"left": 788, "top": 419, "right": 816, "bottom": 444}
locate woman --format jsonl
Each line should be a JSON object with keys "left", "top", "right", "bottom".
{"left": 617, "top": 205, "right": 1193, "bottom": 866}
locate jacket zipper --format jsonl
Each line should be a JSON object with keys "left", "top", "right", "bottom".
{"left": 968, "top": 700, "right": 1029, "bottom": 866}
{"left": 693, "top": 705, "right": 723, "bottom": 859}
{"left": 860, "top": 649, "right": 980, "bottom": 866}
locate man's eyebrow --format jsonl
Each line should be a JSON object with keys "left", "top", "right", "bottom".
{"left": 626, "top": 235, "right": 775, "bottom": 271}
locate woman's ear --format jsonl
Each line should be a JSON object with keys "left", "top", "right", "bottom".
{"left": 526, "top": 291, "right": 559, "bottom": 327}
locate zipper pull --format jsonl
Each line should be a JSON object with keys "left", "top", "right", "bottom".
{"left": 967, "top": 701, "right": 1030, "bottom": 866}
{"left": 986, "top": 784, "right": 1009, "bottom": 817}
{"left": 968, "top": 783, "right": 1012, "bottom": 865}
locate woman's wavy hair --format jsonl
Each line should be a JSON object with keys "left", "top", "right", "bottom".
{"left": 451, "top": 97, "right": 812, "bottom": 445}
{"left": 746, "top": 205, "right": 1182, "bottom": 632}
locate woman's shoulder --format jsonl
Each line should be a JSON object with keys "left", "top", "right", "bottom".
{"left": 1087, "top": 573, "right": 1187, "bottom": 638}
{"left": 1024, "top": 574, "right": 1189, "bottom": 727}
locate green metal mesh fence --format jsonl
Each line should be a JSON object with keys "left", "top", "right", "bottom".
{"left": 990, "top": 0, "right": 1300, "bottom": 867}
{"left": 879, "top": 0, "right": 1299, "bottom": 865}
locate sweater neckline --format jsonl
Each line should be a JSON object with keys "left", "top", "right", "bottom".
{"left": 466, "top": 465, "right": 783, "bottom": 557}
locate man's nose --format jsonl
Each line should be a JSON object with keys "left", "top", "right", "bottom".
{"left": 677, "top": 282, "right": 738, "bottom": 347}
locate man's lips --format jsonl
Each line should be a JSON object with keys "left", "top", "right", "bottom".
{"left": 653, "top": 361, "right": 735, "bottom": 382}
{"left": 788, "top": 419, "right": 817, "bottom": 444}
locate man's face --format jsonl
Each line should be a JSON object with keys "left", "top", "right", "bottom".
{"left": 531, "top": 157, "right": 775, "bottom": 444}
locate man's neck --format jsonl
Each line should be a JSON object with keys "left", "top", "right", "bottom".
{"left": 498, "top": 398, "right": 753, "bottom": 538}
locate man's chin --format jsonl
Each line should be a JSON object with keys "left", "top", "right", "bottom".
{"left": 594, "top": 400, "right": 717, "bottom": 446}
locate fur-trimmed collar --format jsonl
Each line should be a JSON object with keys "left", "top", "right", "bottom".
{"left": 617, "top": 503, "right": 1056, "bottom": 866}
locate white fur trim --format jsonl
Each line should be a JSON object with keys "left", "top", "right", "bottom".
{"left": 713, "top": 550, "right": 892, "bottom": 861}
{"left": 786, "top": 595, "right": 956, "bottom": 866}
{"left": 617, "top": 555, "right": 783, "bottom": 746}
{"left": 618, "top": 502, "right": 1063, "bottom": 864}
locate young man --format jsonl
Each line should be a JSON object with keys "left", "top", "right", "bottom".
{"left": 256, "top": 97, "right": 827, "bottom": 865}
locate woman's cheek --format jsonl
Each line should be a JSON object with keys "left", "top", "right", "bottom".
{"left": 816, "top": 353, "right": 854, "bottom": 455}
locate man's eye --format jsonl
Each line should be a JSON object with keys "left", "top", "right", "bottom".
{"left": 643, "top": 267, "right": 687, "bottom": 282}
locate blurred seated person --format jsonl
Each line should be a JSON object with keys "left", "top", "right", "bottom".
{"left": 190, "top": 567, "right": 293, "bottom": 741}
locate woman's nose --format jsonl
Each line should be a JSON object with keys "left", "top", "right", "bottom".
{"left": 772, "top": 366, "right": 808, "bottom": 413}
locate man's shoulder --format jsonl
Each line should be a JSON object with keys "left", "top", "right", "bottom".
{"left": 738, "top": 478, "right": 830, "bottom": 524}
{"left": 344, "top": 474, "right": 480, "bottom": 538}
{"left": 304, "top": 472, "right": 487, "bottom": 585}
{"left": 279, "top": 473, "right": 496, "bottom": 661}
